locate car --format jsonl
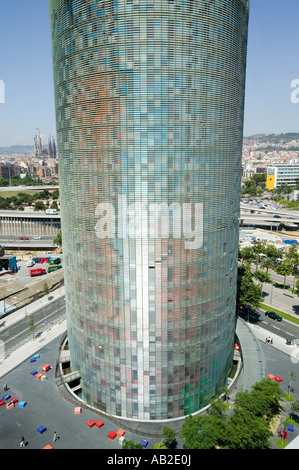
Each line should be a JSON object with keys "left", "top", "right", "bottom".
{"left": 265, "top": 311, "right": 282, "bottom": 321}
{"left": 19, "top": 236, "right": 29, "bottom": 240}
{"left": 33, "top": 236, "right": 41, "bottom": 240}
{"left": 273, "top": 215, "right": 281, "bottom": 218}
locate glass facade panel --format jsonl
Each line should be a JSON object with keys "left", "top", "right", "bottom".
{"left": 49, "top": 0, "right": 249, "bottom": 420}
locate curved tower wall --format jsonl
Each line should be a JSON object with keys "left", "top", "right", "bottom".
{"left": 49, "top": 0, "right": 249, "bottom": 420}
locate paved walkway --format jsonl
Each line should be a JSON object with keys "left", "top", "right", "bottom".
{"left": 0, "top": 286, "right": 299, "bottom": 449}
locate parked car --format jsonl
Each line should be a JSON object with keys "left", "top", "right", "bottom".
{"left": 19, "top": 236, "right": 29, "bottom": 240}
{"left": 265, "top": 311, "right": 282, "bottom": 321}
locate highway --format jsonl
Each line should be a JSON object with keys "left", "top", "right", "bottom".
{"left": 0, "top": 209, "right": 60, "bottom": 219}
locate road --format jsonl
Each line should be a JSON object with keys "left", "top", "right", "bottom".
{"left": 0, "top": 297, "right": 66, "bottom": 359}
{"left": 247, "top": 308, "right": 299, "bottom": 343}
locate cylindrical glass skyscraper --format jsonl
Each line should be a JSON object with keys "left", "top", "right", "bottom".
{"left": 49, "top": 0, "right": 249, "bottom": 420}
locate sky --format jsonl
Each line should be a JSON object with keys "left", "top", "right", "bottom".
{"left": 0, "top": 0, "right": 298, "bottom": 147}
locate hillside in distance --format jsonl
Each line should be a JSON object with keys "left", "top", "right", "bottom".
{"left": 0, "top": 145, "right": 34, "bottom": 155}
{"left": 244, "top": 133, "right": 299, "bottom": 145}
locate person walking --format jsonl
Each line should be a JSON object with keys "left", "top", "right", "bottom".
{"left": 3, "top": 384, "right": 8, "bottom": 391}
{"left": 20, "top": 437, "right": 25, "bottom": 448}
{"left": 52, "top": 431, "right": 58, "bottom": 443}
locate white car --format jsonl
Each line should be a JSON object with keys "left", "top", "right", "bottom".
{"left": 33, "top": 236, "right": 41, "bottom": 240}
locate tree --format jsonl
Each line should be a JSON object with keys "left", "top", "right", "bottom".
{"left": 252, "top": 241, "right": 267, "bottom": 256}
{"left": 290, "top": 401, "right": 299, "bottom": 422}
{"left": 56, "top": 298, "right": 61, "bottom": 324}
{"left": 285, "top": 246, "right": 299, "bottom": 291}
{"left": 264, "top": 244, "right": 282, "bottom": 262}
{"left": 162, "top": 426, "right": 176, "bottom": 447}
{"left": 53, "top": 229, "right": 62, "bottom": 248}
{"left": 234, "top": 382, "right": 281, "bottom": 423}
{"left": 224, "top": 410, "right": 272, "bottom": 449}
{"left": 238, "top": 246, "right": 257, "bottom": 267}
{"left": 251, "top": 378, "right": 282, "bottom": 418}
{"left": 122, "top": 440, "right": 143, "bottom": 449}
{"left": 34, "top": 201, "right": 45, "bottom": 211}
{"left": 260, "top": 256, "right": 276, "bottom": 273}
{"left": 251, "top": 174, "right": 266, "bottom": 187}
{"left": 179, "top": 414, "right": 225, "bottom": 449}
{"left": 253, "top": 270, "right": 271, "bottom": 290}
{"left": 43, "top": 281, "right": 50, "bottom": 300}
{"left": 0, "top": 177, "right": 9, "bottom": 187}
{"left": 28, "top": 314, "right": 35, "bottom": 340}
{"left": 237, "top": 267, "right": 263, "bottom": 313}
{"left": 275, "top": 260, "right": 293, "bottom": 290}
{"left": 0, "top": 197, "right": 11, "bottom": 210}
{"left": 52, "top": 189, "right": 59, "bottom": 200}
{"left": 288, "top": 371, "right": 297, "bottom": 396}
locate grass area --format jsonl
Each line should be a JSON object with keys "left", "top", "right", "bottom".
{"left": 260, "top": 303, "right": 299, "bottom": 326}
{"left": 276, "top": 438, "right": 288, "bottom": 449}
{"left": 228, "top": 362, "right": 238, "bottom": 379}
{"left": 286, "top": 417, "right": 298, "bottom": 426}
{"left": 283, "top": 393, "right": 295, "bottom": 402}
{"left": 0, "top": 190, "right": 38, "bottom": 198}
{"left": 154, "top": 443, "right": 167, "bottom": 449}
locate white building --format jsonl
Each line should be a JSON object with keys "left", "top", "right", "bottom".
{"left": 266, "top": 165, "right": 299, "bottom": 190}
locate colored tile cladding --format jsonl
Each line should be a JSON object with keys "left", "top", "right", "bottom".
{"left": 49, "top": 0, "right": 249, "bottom": 420}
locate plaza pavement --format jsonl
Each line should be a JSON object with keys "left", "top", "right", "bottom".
{"left": 0, "top": 286, "right": 299, "bottom": 450}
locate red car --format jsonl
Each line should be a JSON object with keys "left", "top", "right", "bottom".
{"left": 19, "top": 236, "right": 29, "bottom": 240}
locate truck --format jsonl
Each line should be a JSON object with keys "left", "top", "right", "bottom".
{"left": 45, "top": 209, "right": 57, "bottom": 215}
{"left": 49, "top": 256, "right": 61, "bottom": 266}
{"left": 48, "top": 264, "right": 62, "bottom": 273}
{"left": 29, "top": 267, "right": 47, "bottom": 277}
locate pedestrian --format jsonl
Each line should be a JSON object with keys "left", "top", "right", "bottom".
{"left": 271, "top": 338, "right": 273, "bottom": 345}
{"left": 52, "top": 431, "right": 58, "bottom": 443}
{"left": 3, "top": 384, "right": 8, "bottom": 391}
{"left": 265, "top": 337, "right": 268, "bottom": 344}
{"left": 20, "top": 438, "right": 25, "bottom": 448}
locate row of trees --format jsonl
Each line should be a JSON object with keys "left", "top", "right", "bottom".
{"left": 0, "top": 189, "right": 59, "bottom": 211}
{"left": 179, "top": 378, "right": 282, "bottom": 449}
{"left": 241, "top": 174, "right": 266, "bottom": 197}
{"left": 238, "top": 241, "right": 299, "bottom": 312}
{"left": 0, "top": 173, "right": 45, "bottom": 187}
{"left": 122, "top": 376, "right": 299, "bottom": 449}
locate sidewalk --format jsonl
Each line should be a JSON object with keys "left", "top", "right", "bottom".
{"left": 247, "top": 321, "right": 299, "bottom": 358}
{"left": 0, "top": 285, "right": 66, "bottom": 378}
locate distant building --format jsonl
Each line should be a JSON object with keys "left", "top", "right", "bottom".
{"left": 266, "top": 165, "right": 299, "bottom": 190}
{"left": 290, "top": 190, "right": 299, "bottom": 202}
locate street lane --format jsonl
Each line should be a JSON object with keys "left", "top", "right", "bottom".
{"left": 245, "top": 308, "right": 299, "bottom": 343}
{"left": 0, "top": 299, "right": 66, "bottom": 358}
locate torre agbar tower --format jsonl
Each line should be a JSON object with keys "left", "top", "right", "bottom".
{"left": 49, "top": 0, "right": 249, "bottom": 421}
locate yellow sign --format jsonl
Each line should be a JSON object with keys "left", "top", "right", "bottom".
{"left": 266, "top": 175, "right": 275, "bottom": 190}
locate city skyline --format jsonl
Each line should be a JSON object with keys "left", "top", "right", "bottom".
{"left": 0, "top": 0, "right": 298, "bottom": 147}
